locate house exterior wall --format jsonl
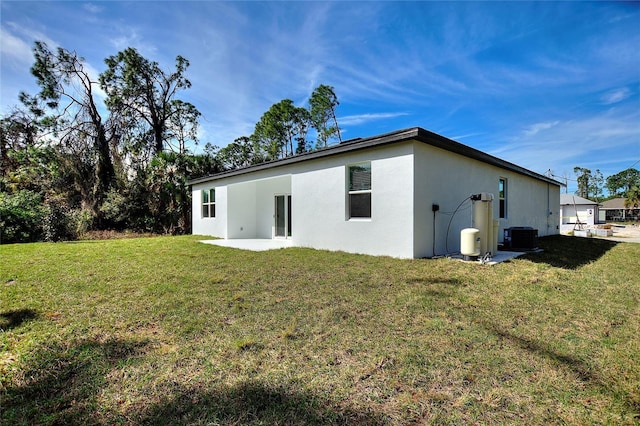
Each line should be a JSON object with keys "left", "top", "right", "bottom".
{"left": 191, "top": 136, "right": 560, "bottom": 259}
{"left": 291, "top": 143, "right": 415, "bottom": 258}
{"left": 192, "top": 143, "right": 415, "bottom": 257}
{"left": 413, "top": 143, "right": 559, "bottom": 258}
{"left": 254, "top": 175, "right": 291, "bottom": 238}
{"left": 194, "top": 175, "right": 291, "bottom": 240}
{"left": 506, "top": 173, "right": 559, "bottom": 237}
{"left": 560, "top": 204, "right": 598, "bottom": 225}
{"left": 192, "top": 184, "right": 228, "bottom": 238}
{"left": 227, "top": 181, "right": 257, "bottom": 239}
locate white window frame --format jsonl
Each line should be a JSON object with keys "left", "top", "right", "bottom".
{"left": 202, "top": 188, "right": 215, "bottom": 218}
{"left": 347, "top": 162, "right": 372, "bottom": 220}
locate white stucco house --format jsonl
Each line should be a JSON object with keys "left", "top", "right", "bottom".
{"left": 559, "top": 194, "right": 600, "bottom": 233}
{"left": 189, "top": 127, "right": 561, "bottom": 259}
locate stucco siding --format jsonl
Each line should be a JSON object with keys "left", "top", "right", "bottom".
{"left": 292, "top": 143, "right": 415, "bottom": 258}
{"left": 413, "top": 143, "right": 559, "bottom": 257}
{"left": 191, "top": 183, "right": 227, "bottom": 238}
{"left": 560, "top": 204, "right": 597, "bottom": 225}
{"left": 255, "top": 176, "right": 291, "bottom": 239}
{"left": 190, "top": 130, "right": 560, "bottom": 258}
{"left": 506, "top": 173, "right": 559, "bottom": 236}
{"left": 227, "top": 181, "right": 257, "bottom": 239}
{"left": 414, "top": 144, "right": 494, "bottom": 257}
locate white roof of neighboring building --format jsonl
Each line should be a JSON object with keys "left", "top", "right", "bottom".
{"left": 560, "top": 194, "right": 599, "bottom": 206}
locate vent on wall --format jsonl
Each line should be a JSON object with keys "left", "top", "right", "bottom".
{"left": 503, "top": 227, "right": 538, "bottom": 251}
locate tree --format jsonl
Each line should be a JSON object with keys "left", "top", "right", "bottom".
{"left": 574, "top": 167, "right": 591, "bottom": 198}
{"left": 190, "top": 143, "right": 222, "bottom": 178}
{"left": 24, "top": 42, "right": 116, "bottom": 221}
{"left": 252, "top": 99, "right": 311, "bottom": 161}
{"left": 100, "top": 47, "right": 200, "bottom": 155}
{"left": 606, "top": 168, "right": 640, "bottom": 197}
{"left": 591, "top": 169, "right": 604, "bottom": 202}
{"left": 217, "top": 136, "right": 255, "bottom": 170}
{"left": 1, "top": 108, "right": 41, "bottom": 185}
{"left": 309, "top": 84, "right": 341, "bottom": 149}
{"left": 573, "top": 167, "right": 603, "bottom": 200}
{"left": 293, "top": 107, "right": 311, "bottom": 154}
{"left": 625, "top": 185, "right": 640, "bottom": 209}
{"left": 3, "top": 43, "right": 207, "bottom": 239}
{"left": 165, "top": 100, "right": 201, "bottom": 154}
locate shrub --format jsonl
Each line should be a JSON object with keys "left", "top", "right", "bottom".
{"left": 99, "top": 189, "right": 129, "bottom": 229}
{"left": 71, "top": 209, "right": 94, "bottom": 237}
{"left": 43, "top": 199, "right": 75, "bottom": 242}
{"left": 0, "top": 190, "right": 46, "bottom": 244}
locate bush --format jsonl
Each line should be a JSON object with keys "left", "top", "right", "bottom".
{"left": 71, "top": 209, "right": 94, "bottom": 237}
{"left": 99, "top": 189, "right": 129, "bottom": 229}
{"left": 0, "top": 190, "right": 46, "bottom": 244}
{"left": 42, "top": 199, "right": 75, "bottom": 242}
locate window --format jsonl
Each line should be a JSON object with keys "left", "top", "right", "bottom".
{"left": 202, "top": 188, "right": 215, "bottom": 218}
{"left": 348, "top": 162, "right": 371, "bottom": 218}
{"left": 498, "top": 178, "right": 507, "bottom": 218}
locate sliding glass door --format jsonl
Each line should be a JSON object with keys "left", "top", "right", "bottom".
{"left": 274, "top": 195, "right": 292, "bottom": 238}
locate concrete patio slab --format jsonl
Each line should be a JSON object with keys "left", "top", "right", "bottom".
{"left": 449, "top": 249, "right": 543, "bottom": 265}
{"left": 200, "top": 239, "right": 294, "bottom": 252}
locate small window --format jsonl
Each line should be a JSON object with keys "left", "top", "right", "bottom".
{"left": 348, "top": 163, "right": 371, "bottom": 218}
{"left": 202, "top": 188, "right": 215, "bottom": 218}
{"left": 498, "top": 178, "right": 507, "bottom": 219}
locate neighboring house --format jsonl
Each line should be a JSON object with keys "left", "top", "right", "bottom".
{"left": 559, "top": 194, "right": 600, "bottom": 233}
{"left": 189, "top": 127, "right": 561, "bottom": 259}
{"left": 599, "top": 198, "right": 640, "bottom": 222}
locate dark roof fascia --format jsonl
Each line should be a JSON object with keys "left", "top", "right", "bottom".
{"left": 188, "top": 127, "right": 562, "bottom": 187}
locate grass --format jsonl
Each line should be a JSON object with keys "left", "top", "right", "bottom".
{"left": 1, "top": 235, "right": 639, "bottom": 425}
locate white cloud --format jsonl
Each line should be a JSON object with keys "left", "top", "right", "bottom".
{"left": 0, "top": 21, "right": 110, "bottom": 114}
{"left": 523, "top": 121, "right": 560, "bottom": 137}
{"left": 601, "top": 87, "right": 631, "bottom": 105}
{"left": 0, "top": 26, "right": 33, "bottom": 67}
{"left": 451, "top": 132, "right": 485, "bottom": 141}
{"left": 339, "top": 112, "right": 410, "bottom": 126}
{"left": 492, "top": 109, "right": 640, "bottom": 177}
{"left": 0, "top": 22, "right": 61, "bottom": 71}
{"left": 108, "top": 25, "right": 157, "bottom": 57}
{"left": 82, "top": 3, "right": 103, "bottom": 14}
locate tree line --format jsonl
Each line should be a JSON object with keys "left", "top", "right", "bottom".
{"left": 0, "top": 42, "right": 342, "bottom": 243}
{"left": 216, "top": 84, "right": 341, "bottom": 169}
{"left": 571, "top": 166, "right": 640, "bottom": 207}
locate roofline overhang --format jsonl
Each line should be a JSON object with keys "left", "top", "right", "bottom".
{"left": 188, "top": 127, "right": 563, "bottom": 187}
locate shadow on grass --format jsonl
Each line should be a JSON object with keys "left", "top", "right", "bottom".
{"left": 2, "top": 339, "right": 387, "bottom": 425}
{"left": 405, "top": 277, "right": 464, "bottom": 299}
{"left": 138, "top": 381, "right": 387, "bottom": 425}
{"left": 1, "top": 337, "right": 151, "bottom": 425}
{"left": 482, "top": 322, "right": 640, "bottom": 415}
{"left": 0, "top": 309, "right": 38, "bottom": 331}
{"left": 520, "top": 235, "right": 618, "bottom": 269}
{"left": 407, "top": 277, "right": 462, "bottom": 286}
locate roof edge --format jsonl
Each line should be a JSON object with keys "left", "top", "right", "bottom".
{"left": 188, "top": 127, "right": 562, "bottom": 187}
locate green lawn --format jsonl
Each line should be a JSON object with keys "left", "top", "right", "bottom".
{"left": 1, "top": 235, "right": 639, "bottom": 425}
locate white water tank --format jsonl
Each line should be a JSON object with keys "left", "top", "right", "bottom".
{"left": 461, "top": 228, "right": 481, "bottom": 261}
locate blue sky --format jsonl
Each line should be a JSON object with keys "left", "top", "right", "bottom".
{"left": 1, "top": 1, "right": 639, "bottom": 193}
